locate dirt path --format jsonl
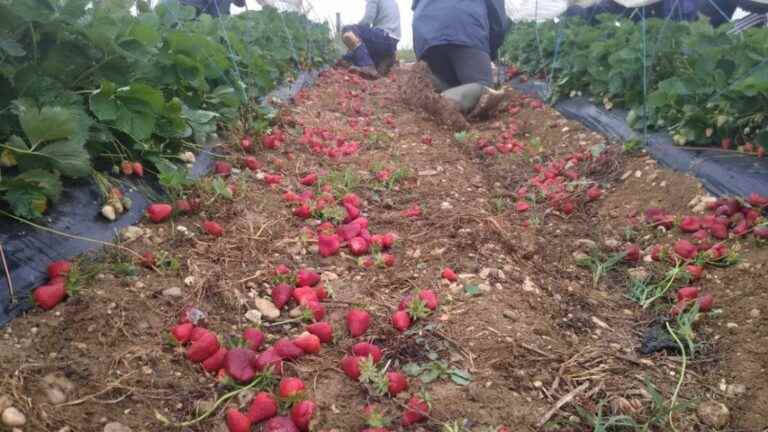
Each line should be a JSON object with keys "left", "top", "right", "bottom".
{"left": 1, "top": 66, "right": 767, "bottom": 432}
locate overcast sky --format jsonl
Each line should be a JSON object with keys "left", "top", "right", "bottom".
{"left": 232, "top": 0, "right": 415, "bottom": 48}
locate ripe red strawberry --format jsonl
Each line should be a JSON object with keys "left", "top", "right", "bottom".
{"left": 441, "top": 267, "right": 458, "bottom": 282}
{"left": 265, "top": 174, "right": 283, "bottom": 185}
{"left": 292, "top": 203, "right": 311, "bottom": 219}
{"left": 346, "top": 308, "right": 371, "bottom": 337}
{"left": 290, "top": 400, "right": 316, "bottom": 431}
{"left": 186, "top": 329, "right": 220, "bottom": 363}
{"left": 697, "top": 293, "right": 714, "bottom": 312}
{"left": 275, "top": 264, "right": 291, "bottom": 275}
{"left": 147, "top": 203, "right": 172, "bottom": 223}
{"left": 673, "top": 239, "right": 698, "bottom": 260}
{"left": 293, "top": 286, "right": 318, "bottom": 304}
{"left": 677, "top": 286, "right": 700, "bottom": 302}
{"left": 171, "top": 322, "right": 194, "bottom": 343}
{"left": 352, "top": 342, "right": 382, "bottom": 363}
{"left": 679, "top": 216, "right": 700, "bottom": 233}
{"left": 47, "top": 260, "right": 71, "bottom": 279}
{"left": 624, "top": 244, "right": 640, "bottom": 262}
{"left": 226, "top": 408, "right": 252, "bottom": 432}
{"left": 342, "top": 193, "right": 361, "bottom": 208}
{"left": 296, "top": 269, "right": 320, "bottom": 287}
{"left": 337, "top": 223, "right": 362, "bottom": 241}
{"left": 132, "top": 162, "right": 144, "bottom": 177}
{"left": 318, "top": 233, "right": 341, "bottom": 257}
{"left": 515, "top": 201, "right": 530, "bottom": 213}
{"left": 418, "top": 290, "right": 439, "bottom": 310}
{"left": 274, "top": 339, "right": 305, "bottom": 360}
{"left": 120, "top": 161, "right": 133, "bottom": 175}
{"left": 202, "top": 220, "right": 224, "bottom": 237}
{"left": 253, "top": 348, "right": 284, "bottom": 374}
{"left": 586, "top": 185, "right": 603, "bottom": 201}
{"left": 401, "top": 396, "right": 429, "bottom": 426}
{"left": 306, "top": 322, "right": 333, "bottom": 343}
{"left": 402, "top": 205, "right": 421, "bottom": 218}
{"left": 386, "top": 371, "right": 408, "bottom": 395}
{"left": 243, "top": 328, "right": 264, "bottom": 351}
{"left": 240, "top": 135, "right": 254, "bottom": 152}
{"left": 264, "top": 417, "right": 299, "bottom": 432}
{"left": 349, "top": 237, "right": 370, "bottom": 256}
{"left": 747, "top": 192, "right": 768, "bottom": 208}
{"left": 341, "top": 355, "right": 363, "bottom": 380}
{"left": 202, "top": 347, "right": 227, "bottom": 373}
{"left": 300, "top": 172, "right": 318, "bottom": 186}
{"left": 214, "top": 161, "right": 232, "bottom": 176}
{"left": 247, "top": 392, "right": 278, "bottom": 423}
{"left": 392, "top": 310, "right": 411, "bottom": 332}
{"left": 707, "top": 222, "right": 728, "bottom": 240}
{"left": 271, "top": 284, "right": 294, "bottom": 310}
{"left": 380, "top": 253, "right": 396, "bottom": 268}
{"left": 278, "top": 377, "right": 305, "bottom": 399}
{"left": 33, "top": 279, "right": 66, "bottom": 311}
{"left": 293, "top": 333, "right": 321, "bottom": 354}
{"left": 686, "top": 264, "right": 704, "bottom": 281}
{"left": 302, "top": 300, "right": 325, "bottom": 322}
{"left": 756, "top": 225, "right": 768, "bottom": 239}
{"left": 343, "top": 203, "right": 361, "bottom": 223}
{"left": 422, "top": 135, "right": 433, "bottom": 145}
{"left": 175, "top": 199, "right": 192, "bottom": 214}
{"left": 243, "top": 155, "right": 261, "bottom": 171}
{"left": 380, "top": 232, "right": 396, "bottom": 249}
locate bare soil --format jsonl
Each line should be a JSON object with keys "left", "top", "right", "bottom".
{"left": 1, "top": 65, "right": 766, "bottom": 432}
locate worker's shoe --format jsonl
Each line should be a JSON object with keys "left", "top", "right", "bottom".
{"left": 468, "top": 87, "right": 510, "bottom": 119}
{"left": 342, "top": 32, "right": 362, "bottom": 50}
{"left": 349, "top": 65, "right": 380, "bottom": 80}
{"left": 376, "top": 54, "right": 396, "bottom": 76}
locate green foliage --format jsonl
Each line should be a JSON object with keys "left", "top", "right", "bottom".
{"left": 0, "top": 0, "right": 333, "bottom": 219}
{"left": 501, "top": 15, "right": 768, "bottom": 150}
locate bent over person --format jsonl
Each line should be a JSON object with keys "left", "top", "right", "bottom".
{"left": 340, "top": 0, "right": 401, "bottom": 79}
{"left": 412, "top": 0, "right": 510, "bottom": 118}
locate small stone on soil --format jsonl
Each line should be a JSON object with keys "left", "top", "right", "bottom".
{"left": 574, "top": 239, "right": 597, "bottom": 251}
{"left": 725, "top": 383, "right": 746, "bottom": 397}
{"left": 162, "top": 287, "right": 182, "bottom": 297}
{"left": 0, "top": 395, "right": 10, "bottom": 413}
{"left": 103, "top": 422, "right": 132, "bottom": 432}
{"left": 749, "top": 308, "right": 760, "bottom": 318}
{"left": 697, "top": 400, "right": 730, "bottom": 428}
{"left": 245, "top": 310, "right": 262, "bottom": 325}
{"left": 45, "top": 386, "right": 67, "bottom": 404}
{"left": 253, "top": 298, "right": 281, "bottom": 321}
{"left": 1, "top": 407, "right": 26, "bottom": 427}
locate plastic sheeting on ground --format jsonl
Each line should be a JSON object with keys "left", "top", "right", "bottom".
{"left": 0, "top": 70, "right": 321, "bottom": 327}
{"left": 506, "top": 77, "right": 768, "bottom": 199}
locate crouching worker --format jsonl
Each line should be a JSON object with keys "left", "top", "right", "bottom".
{"left": 340, "top": 0, "right": 401, "bottom": 79}
{"left": 412, "top": 0, "right": 510, "bottom": 119}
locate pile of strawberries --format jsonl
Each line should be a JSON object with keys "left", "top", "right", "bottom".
{"left": 514, "top": 149, "right": 603, "bottom": 216}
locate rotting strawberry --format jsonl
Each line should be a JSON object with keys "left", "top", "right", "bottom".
{"left": 243, "top": 328, "right": 265, "bottom": 351}
{"left": 392, "top": 310, "right": 411, "bottom": 332}
{"left": 418, "top": 290, "right": 439, "bottom": 310}
{"left": 349, "top": 237, "right": 370, "bottom": 256}
{"left": 401, "top": 395, "right": 429, "bottom": 426}
{"left": 679, "top": 216, "right": 701, "bottom": 233}
{"left": 278, "top": 377, "right": 306, "bottom": 399}
{"left": 677, "top": 286, "right": 700, "bottom": 302}
{"left": 747, "top": 192, "right": 768, "bottom": 208}
{"left": 293, "top": 203, "right": 312, "bottom": 219}
{"left": 342, "top": 193, "right": 361, "bottom": 208}
{"left": 247, "top": 392, "right": 278, "bottom": 423}
{"left": 202, "top": 220, "right": 224, "bottom": 237}
{"left": 293, "top": 333, "right": 321, "bottom": 354}
{"left": 624, "top": 244, "right": 641, "bottom": 263}
{"left": 290, "top": 400, "right": 316, "bottom": 432}
{"left": 306, "top": 322, "right": 333, "bottom": 343}
{"left": 402, "top": 205, "right": 422, "bottom": 218}
{"left": 263, "top": 416, "right": 299, "bottom": 432}
{"left": 586, "top": 185, "right": 603, "bottom": 201}
{"left": 296, "top": 269, "right": 320, "bottom": 287}
{"left": 272, "top": 284, "right": 294, "bottom": 310}
{"left": 686, "top": 264, "right": 704, "bottom": 281}
{"left": 33, "top": 279, "right": 66, "bottom": 311}
{"left": 147, "top": 203, "right": 172, "bottom": 223}
{"left": 300, "top": 172, "right": 318, "bottom": 186}
{"left": 225, "top": 348, "right": 257, "bottom": 383}
{"left": 175, "top": 199, "right": 192, "bottom": 214}
{"left": 673, "top": 239, "right": 698, "bottom": 260}
{"left": 214, "top": 161, "right": 232, "bottom": 176}
{"left": 697, "top": 293, "right": 714, "bottom": 312}
{"left": 341, "top": 355, "right": 363, "bottom": 380}
{"left": 171, "top": 322, "right": 194, "bottom": 344}
{"left": 386, "top": 371, "right": 408, "bottom": 395}
{"left": 202, "top": 347, "right": 227, "bottom": 373}
{"left": 140, "top": 251, "right": 155, "bottom": 268}
{"left": 293, "top": 286, "right": 318, "bottom": 304}
{"left": 352, "top": 342, "right": 382, "bottom": 363}
{"left": 302, "top": 300, "right": 325, "bottom": 322}
{"left": 346, "top": 308, "right": 371, "bottom": 337}
{"left": 274, "top": 338, "right": 305, "bottom": 360}
{"left": 254, "top": 348, "right": 284, "bottom": 374}
{"left": 186, "top": 329, "right": 220, "bottom": 363}
{"left": 312, "top": 285, "right": 327, "bottom": 301}
{"left": 120, "top": 161, "right": 133, "bottom": 176}
{"left": 515, "top": 201, "right": 530, "bottom": 213}
{"left": 441, "top": 267, "right": 458, "bottom": 282}
{"left": 47, "top": 260, "right": 71, "bottom": 279}
{"left": 243, "top": 155, "right": 261, "bottom": 171}
{"left": 379, "top": 253, "right": 396, "bottom": 268}
{"left": 275, "top": 264, "right": 291, "bottom": 275}
{"left": 241, "top": 135, "right": 254, "bottom": 152}
{"left": 226, "top": 408, "right": 252, "bottom": 432}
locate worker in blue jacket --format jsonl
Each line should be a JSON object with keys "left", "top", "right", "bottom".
{"left": 412, "top": 0, "right": 511, "bottom": 119}
{"left": 340, "top": 0, "right": 402, "bottom": 79}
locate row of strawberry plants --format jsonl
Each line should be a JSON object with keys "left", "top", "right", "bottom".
{"left": 0, "top": 0, "right": 334, "bottom": 220}
{"left": 500, "top": 15, "right": 768, "bottom": 153}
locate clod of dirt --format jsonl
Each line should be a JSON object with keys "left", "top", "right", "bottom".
{"left": 1, "top": 407, "right": 26, "bottom": 427}
{"left": 253, "top": 298, "right": 280, "bottom": 321}
{"left": 697, "top": 400, "right": 730, "bottom": 428}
